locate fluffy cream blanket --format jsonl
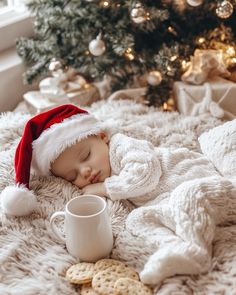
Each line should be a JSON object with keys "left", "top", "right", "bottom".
{"left": 1, "top": 100, "right": 236, "bottom": 294}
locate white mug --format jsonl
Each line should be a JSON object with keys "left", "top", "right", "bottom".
{"left": 50, "top": 195, "right": 113, "bottom": 262}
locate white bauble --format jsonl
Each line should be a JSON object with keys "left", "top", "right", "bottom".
{"left": 187, "top": 0, "right": 203, "bottom": 7}
{"left": 49, "top": 58, "right": 62, "bottom": 72}
{"left": 147, "top": 71, "right": 162, "bottom": 86}
{"left": 131, "top": 3, "right": 147, "bottom": 24}
{"left": 89, "top": 37, "right": 106, "bottom": 56}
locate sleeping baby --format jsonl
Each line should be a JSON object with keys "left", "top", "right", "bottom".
{"left": 1, "top": 104, "right": 235, "bottom": 285}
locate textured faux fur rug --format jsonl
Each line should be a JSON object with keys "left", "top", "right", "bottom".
{"left": 1, "top": 99, "right": 236, "bottom": 294}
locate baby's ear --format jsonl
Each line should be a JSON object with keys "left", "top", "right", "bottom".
{"left": 99, "top": 131, "right": 109, "bottom": 143}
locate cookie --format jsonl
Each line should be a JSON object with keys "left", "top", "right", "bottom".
{"left": 92, "top": 264, "right": 139, "bottom": 295}
{"left": 114, "top": 277, "right": 153, "bottom": 295}
{"left": 80, "top": 283, "right": 99, "bottom": 295}
{"left": 66, "top": 262, "right": 95, "bottom": 284}
{"left": 94, "top": 258, "right": 126, "bottom": 274}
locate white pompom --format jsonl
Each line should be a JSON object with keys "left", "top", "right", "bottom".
{"left": 0, "top": 185, "right": 37, "bottom": 216}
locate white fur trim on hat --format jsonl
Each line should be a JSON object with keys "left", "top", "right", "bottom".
{"left": 1, "top": 185, "right": 37, "bottom": 216}
{"left": 31, "top": 113, "right": 103, "bottom": 175}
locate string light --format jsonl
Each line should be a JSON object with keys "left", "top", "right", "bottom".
{"left": 84, "top": 83, "right": 91, "bottom": 89}
{"left": 100, "top": 0, "right": 109, "bottom": 7}
{"left": 163, "top": 102, "right": 168, "bottom": 111}
{"left": 226, "top": 46, "right": 235, "bottom": 57}
{"left": 170, "top": 55, "right": 178, "bottom": 61}
{"left": 167, "top": 66, "right": 174, "bottom": 76}
{"left": 197, "top": 37, "right": 206, "bottom": 45}
{"left": 231, "top": 58, "right": 236, "bottom": 64}
{"left": 181, "top": 60, "right": 189, "bottom": 71}
{"left": 146, "top": 12, "right": 150, "bottom": 21}
{"left": 124, "top": 48, "right": 135, "bottom": 60}
{"left": 167, "top": 26, "right": 177, "bottom": 36}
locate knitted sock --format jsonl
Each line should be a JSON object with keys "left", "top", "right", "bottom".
{"left": 168, "top": 176, "right": 236, "bottom": 246}
{"left": 140, "top": 240, "right": 211, "bottom": 285}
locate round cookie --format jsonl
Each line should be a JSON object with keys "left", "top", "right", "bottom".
{"left": 66, "top": 262, "right": 95, "bottom": 284}
{"left": 92, "top": 264, "right": 139, "bottom": 295}
{"left": 114, "top": 277, "right": 153, "bottom": 295}
{"left": 81, "top": 283, "right": 99, "bottom": 295}
{"left": 94, "top": 258, "right": 126, "bottom": 274}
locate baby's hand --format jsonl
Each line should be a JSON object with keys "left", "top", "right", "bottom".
{"left": 81, "top": 182, "right": 108, "bottom": 198}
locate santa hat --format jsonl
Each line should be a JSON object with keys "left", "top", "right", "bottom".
{"left": 0, "top": 104, "right": 104, "bottom": 217}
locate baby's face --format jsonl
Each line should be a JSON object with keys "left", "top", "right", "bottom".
{"left": 51, "top": 133, "right": 111, "bottom": 188}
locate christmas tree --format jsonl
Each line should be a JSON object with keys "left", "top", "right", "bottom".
{"left": 17, "top": 0, "right": 236, "bottom": 107}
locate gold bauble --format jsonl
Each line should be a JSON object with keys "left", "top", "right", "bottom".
{"left": 147, "top": 71, "right": 162, "bottom": 86}
{"left": 216, "top": 0, "right": 234, "bottom": 19}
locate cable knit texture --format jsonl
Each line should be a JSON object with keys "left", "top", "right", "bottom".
{"left": 199, "top": 119, "right": 236, "bottom": 178}
{"left": 105, "top": 134, "right": 162, "bottom": 205}
{"left": 105, "top": 121, "right": 236, "bottom": 285}
{"left": 105, "top": 133, "right": 220, "bottom": 207}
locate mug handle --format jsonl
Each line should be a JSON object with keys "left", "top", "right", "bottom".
{"left": 50, "top": 211, "right": 66, "bottom": 243}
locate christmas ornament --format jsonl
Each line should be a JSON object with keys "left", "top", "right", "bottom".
{"left": 48, "top": 58, "right": 66, "bottom": 85}
{"left": 49, "top": 58, "right": 63, "bottom": 72}
{"left": 89, "top": 34, "right": 106, "bottom": 56}
{"left": 130, "top": 3, "right": 148, "bottom": 24}
{"left": 216, "top": 0, "right": 234, "bottom": 19}
{"left": 186, "top": 0, "right": 203, "bottom": 7}
{"left": 147, "top": 71, "right": 162, "bottom": 86}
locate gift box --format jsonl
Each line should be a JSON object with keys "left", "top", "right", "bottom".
{"left": 23, "top": 84, "right": 100, "bottom": 114}
{"left": 173, "top": 77, "right": 236, "bottom": 120}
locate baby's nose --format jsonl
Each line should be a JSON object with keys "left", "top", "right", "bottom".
{"left": 80, "top": 166, "right": 91, "bottom": 178}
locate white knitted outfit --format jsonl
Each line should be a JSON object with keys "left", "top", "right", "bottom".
{"left": 104, "top": 133, "right": 236, "bottom": 285}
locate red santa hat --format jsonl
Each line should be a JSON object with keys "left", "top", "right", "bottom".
{"left": 0, "top": 104, "right": 104, "bottom": 217}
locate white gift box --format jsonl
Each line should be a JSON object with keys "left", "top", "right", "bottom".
{"left": 173, "top": 77, "right": 236, "bottom": 120}
{"left": 23, "top": 91, "right": 66, "bottom": 114}
{"left": 23, "top": 84, "right": 100, "bottom": 114}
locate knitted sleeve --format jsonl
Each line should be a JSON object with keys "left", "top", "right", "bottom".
{"left": 104, "top": 134, "right": 162, "bottom": 202}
